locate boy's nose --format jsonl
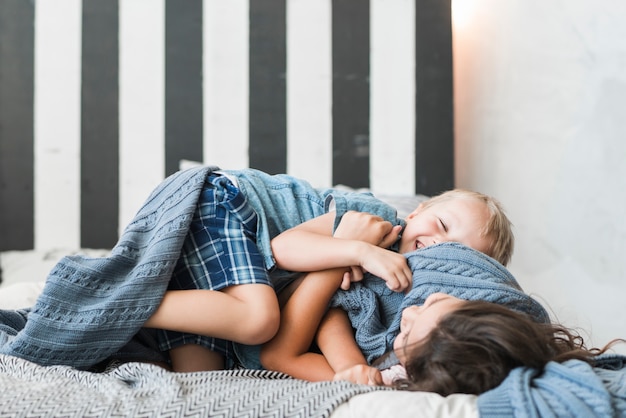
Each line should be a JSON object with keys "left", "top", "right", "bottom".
{"left": 432, "top": 232, "right": 446, "bottom": 246}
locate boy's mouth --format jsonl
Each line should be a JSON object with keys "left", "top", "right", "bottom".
{"left": 416, "top": 240, "right": 425, "bottom": 250}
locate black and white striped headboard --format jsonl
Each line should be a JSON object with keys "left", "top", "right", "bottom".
{"left": 0, "top": 0, "right": 452, "bottom": 251}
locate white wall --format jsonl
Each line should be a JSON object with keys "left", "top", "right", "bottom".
{"left": 453, "top": 0, "right": 626, "bottom": 353}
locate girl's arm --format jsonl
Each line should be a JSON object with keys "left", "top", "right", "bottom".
{"left": 332, "top": 364, "right": 383, "bottom": 386}
{"left": 316, "top": 309, "right": 383, "bottom": 385}
{"left": 316, "top": 308, "right": 367, "bottom": 372}
{"left": 260, "top": 268, "right": 345, "bottom": 381}
{"left": 271, "top": 211, "right": 411, "bottom": 292}
{"left": 261, "top": 276, "right": 384, "bottom": 385}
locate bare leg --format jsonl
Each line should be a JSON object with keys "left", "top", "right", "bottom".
{"left": 277, "top": 276, "right": 304, "bottom": 309}
{"left": 145, "top": 284, "right": 280, "bottom": 345}
{"left": 169, "top": 344, "right": 225, "bottom": 372}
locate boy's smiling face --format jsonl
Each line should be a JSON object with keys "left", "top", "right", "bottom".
{"left": 398, "top": 197, "right": 492, "bottom": 255}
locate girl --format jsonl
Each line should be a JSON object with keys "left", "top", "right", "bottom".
{"left": 337, "top": 295, "right": 625, "bottom": 396}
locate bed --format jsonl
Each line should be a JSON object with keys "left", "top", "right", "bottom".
{"left": 1, "top": 187, "right": 626, "bottom": 418}
{"left": 2, "top": 2, "right": 626, "bottom": 417}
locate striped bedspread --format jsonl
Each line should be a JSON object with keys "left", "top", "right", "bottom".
{"left": 0, "top": 354, "right": 387, "bottom": 418}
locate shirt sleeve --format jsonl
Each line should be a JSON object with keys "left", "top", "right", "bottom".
{"left": 324, "top": 191, "right": 404, "bottom": 234}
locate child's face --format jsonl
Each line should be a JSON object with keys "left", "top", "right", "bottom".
{"left": 393, "top": 292, "right": 464, "bottom": 365}
{"left": 398, "top": 197, "right": 491, "bottom": 255}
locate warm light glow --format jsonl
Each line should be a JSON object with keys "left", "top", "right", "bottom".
{"left": 451, "top": 0, "right": 475, "bottom": 30}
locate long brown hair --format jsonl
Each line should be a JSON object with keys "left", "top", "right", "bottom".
{"left": 394, "top": 300, "right": 622, "bottom": 396}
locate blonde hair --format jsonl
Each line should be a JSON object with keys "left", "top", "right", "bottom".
{"left": 420, "top": 189, "right": 514, "bottom": 266}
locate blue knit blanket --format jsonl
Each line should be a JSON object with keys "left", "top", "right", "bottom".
{"left": 330, "top": 242, "right": 550, "bottom": 363}
{"left": 478, "top": 354, "right": 626, "bottom": 418}
{"left": 0, "top": 166, "right": 213, "bottom": 367}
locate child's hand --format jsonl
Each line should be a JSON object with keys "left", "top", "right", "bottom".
{"left": 339, "top": 246, "right": 411, "bottom": 292}
{"left": 340, "top": 266, "right": 364, "bottom": 290}
{"left": 334, "top": 211, "right": 410, "bottom": 291}
{"left": 359, "top": 246, "right": 412, "bottom": 292}
{"left": 333, "top": 364, "right": 383, "bottom": 386}
{"left": 334, "top": 211, "right": 400, "bottom": 248}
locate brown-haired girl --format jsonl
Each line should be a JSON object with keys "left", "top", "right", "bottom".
{"left": 335, "top": 294, "right": 624, "bottom": 395}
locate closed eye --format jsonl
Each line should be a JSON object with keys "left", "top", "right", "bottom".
{"left": 438, "top": 217, "right": 448, "bottom": 232}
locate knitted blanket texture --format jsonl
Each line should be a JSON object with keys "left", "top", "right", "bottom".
{"left": 331, "top": 242, "right": 550, "bottom": 363}
{"left": 0, "top": 166, "right": 213, "bottom": 367}
{"left": 478, "top": 354, "right": 626, "bottom": 418}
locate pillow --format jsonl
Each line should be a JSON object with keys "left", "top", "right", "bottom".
{"left": 331, "top": 390, "right": 478, "bottom": 418}
{"left": 367, "top": 193, "right": 427, "bottom": 219}
{"left": 0, "top": 281, "right": 46, "bottom": 309}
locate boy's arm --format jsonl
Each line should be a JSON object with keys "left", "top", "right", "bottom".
{"left": 260, "top": 268, "right": 345, "bottom": 381}
{"left": 271, "top": 211, "right": 411, "bottom": 292}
